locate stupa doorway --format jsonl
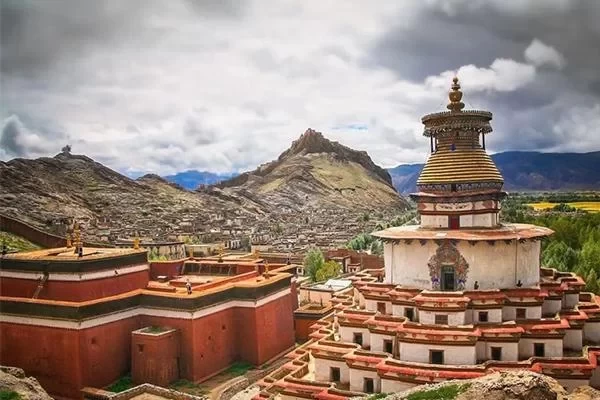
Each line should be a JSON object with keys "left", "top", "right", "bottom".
{"left": 441, "top": 265, "right": 455, "bottom": 291}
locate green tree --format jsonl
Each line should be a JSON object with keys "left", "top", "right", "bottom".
{"left": 315, "top": 260, "right": 341, "bottom": 282}
{"left": 581, "top": 238, "right": 600, "bottom": 276}
{"left": 585, "top": 269, "right": 600, "bottom": 294}
{"left": 304, "top": 248, "right": 325, "bottom": 282}
{"left": 541, "top": 241, "right": 579, "bottom": 271}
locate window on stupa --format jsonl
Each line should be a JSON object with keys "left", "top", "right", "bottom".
{"left": 435, "top": 314, "right": 448, "bottom": 325}
{"left": 478, "top": 311, "right": 489, "bottom": 323}
{"left": 353, "top": 332, "right": 363, "bottom": 346}
{"left": 364, "top": 378, "right": 375, "bottom": 393}
{"left": 330, "top": 367, "right": 341, "bottom": 382}
{"left": 377, "top": 302, "right": 386, "bottom": 314}
{"left": 430, "top": 350, "right": 444, "bottom": 364}
{"left": 384, "top": 339, "right": 393, "bottom": 354}
{"left": 491, "top": 347, "right": 502, "bottom": 360}
{"left": 404, "top": 308, "right": 415, "bottom": 321}
{"left": 516, "top": 308, "right": 526, "bottom": 319}
{"left": 534, "top": 343, "right": 545, "bottom": 357}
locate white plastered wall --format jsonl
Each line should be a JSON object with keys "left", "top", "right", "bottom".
{"left": 475, "top": 341, "right": 519, "bottom": 361}
{"left": 365, "top": 299, "right": 392, "bottom": 314}
{"left": 584, "top": 321, "right": 600, "bottom": 343}
{"left": 387, "top": 240, "right": 540, "bottom": 290}
{"left": 502, "top": 305, "right": 542, "bottom": 321}
{"left": 370, "top": 332, "right": 395, "bottom": 353}
{"left": 398, "top": 342, "right": 477, "bottom": 365}
{"left": 563, "top": 293, "right": 579, "bottom": 310}
{"left": 542, "top": 299, "right": 562, "bottom": 317}
{"left": 469, "top": 308, "right": 503, "bottom": 324}
{"left": 418, "top": 310, "right": 465, "bottom": 325}
{"left": 349, "top": 368, "right": 381, "bottom": 393}
{"left": 518, "top": 338, "right": 563, "bottom": 359}
{"left": 339, "top": 326, "right": 370, "bottom": 349}
{"left": 563, "top": 328, "right": 583, "bottom": 351}
{"left": 381, "top": 379, "right": 416, "bottom": 394}
{"left": 392, "top": 304, "right": 417, "bottom": 321}
{"left": 314, "top": 358, "right": 349, "bottom": 384}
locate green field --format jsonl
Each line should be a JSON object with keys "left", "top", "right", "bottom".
{"left": 528, "top": 201, "right": 600, "bottom": 213}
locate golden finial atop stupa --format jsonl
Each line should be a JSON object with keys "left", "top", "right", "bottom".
{"left": 447, "top": 77, "right": 465, "bottom": 112}
{"left": 133, "top": 237, "right": 140, "bottom": 250}
{"left": 253, "top": 249, "right": 260, "bottom": 260}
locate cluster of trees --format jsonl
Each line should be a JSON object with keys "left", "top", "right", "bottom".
{"left": 303, "top": 248, "right": 341, "bottom": 282}
{"left": 147, "top": 248, "right": 168, "bottom": 261}
{"left": 503, "top": 196, "right": 600, "bottom": 293}
{"left": 508, "top": 191, "right": 600, "bottom": 203}
{"left": 346, "top": 232, "right": 383, "bottom": 255}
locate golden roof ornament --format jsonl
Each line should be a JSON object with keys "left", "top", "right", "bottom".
{"left": 447, "top": 77, "right": 465, "bottom": 112}
{"left": 66, "top": 232, "right": 72, "bottom": 248}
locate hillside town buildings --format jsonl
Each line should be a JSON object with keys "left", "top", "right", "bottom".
{"left": 249, "top": 79, "right": 600, "bottom": 399}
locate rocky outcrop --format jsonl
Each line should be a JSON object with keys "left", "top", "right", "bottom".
{"left": 372, "top": 371, "right": 600, "bottom": 400}
{"left": 0, "top": 366, "right": 53, "bottom": 400}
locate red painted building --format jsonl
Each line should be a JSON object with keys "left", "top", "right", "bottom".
{"left": 0, "top": 247, "right": 296, "bottom": 400}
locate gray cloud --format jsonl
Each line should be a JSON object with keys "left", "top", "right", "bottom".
{"left": 1, "top": 1, "right": 599, "bottom": 175}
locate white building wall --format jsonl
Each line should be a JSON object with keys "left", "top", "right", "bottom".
{"left": 584, "top": 321, "right": 600, "bottom": 343}
{"left": 563, "top": 293, "right": 579, "bottom": 310}
{"left": 502, "top": 305, "right": 542, "bottom": 321}
{"left": 518, "top": 338, "right": 563, "bottom": 359}
{"left": 339, "top": 326, "right": 370, "bottom": 349}
{"left": 421, "top": 215, "right": 449, "bottom": 228}
{"left": 398, "top": 342, "right": 476, "bottom": 365}
{"left": 392, "top": 305, "right": 417, "bottom": 321}
{"left": 563, "top": 329, "right": 583, "bottom": 351}
{"left": 388, "top": 240, "right": 540, "bottom": 290}
{"left": 384, "top": 242, "right": 394, "bottom": 284}
{"left": 472, "top": 308, "right": 503, "bottom": 324}
{"left": 314, "top": 358, "right": 349, "bottom": 383}
{"left": 381, "top": 379, "right": 416, "bottom": 394}
{"left": 370, "top": 333, "right": 394, "bottom": 353}
{"left": 365, "top": 299, "right": 391, "bottom": 314}
{"left": 418, "top": 310, "right": 465, "bottom": 326}
{"left": 542, "top": 299, "right": 562, "bottom": 316}
{"left": 476, "top": 341, "right": 519, "bottom": 361}
{"left": 349, "top": 368, "right": 380, "bottom": 393}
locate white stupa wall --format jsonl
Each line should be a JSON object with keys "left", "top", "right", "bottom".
{"left": 384, "top": 239, "right": 540, "bottom": 290}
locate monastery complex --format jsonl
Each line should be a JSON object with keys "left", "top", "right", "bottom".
{"left": 1, "top": 79, "right": 600, "bottom": 400}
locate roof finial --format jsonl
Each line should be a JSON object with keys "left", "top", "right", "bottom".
{"left": 447, "top": 77, "right": 465, "bottom": 112}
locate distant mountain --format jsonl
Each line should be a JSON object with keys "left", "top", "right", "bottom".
{"left": 211, "top": 128, "right": 409, "bottom": 212}
{"left": 387, "top": 151, "right": 600, "bottom": 193}
{"left": 164, "top": 170, "right": 236, "bottom": 190}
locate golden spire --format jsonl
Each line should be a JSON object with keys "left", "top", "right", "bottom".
{"left": 447, "top": 77, "right": 465, "bottom": 112}
{"left": 133, "top": 237, "right": 140, "bottom": 250}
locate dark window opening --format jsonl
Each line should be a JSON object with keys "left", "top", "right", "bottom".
{"left": 353, "top": 332, "right": 363, "bottom": 346}
{"left": 137, "top": 344, "right": 144, "bottom": 353}
{"left": 449, "top": 215, "right": 460, "bottom": 229}
{"left": 479, "top": 311, "right": 489, "bottom": 323}
{"left": 377, "top": 302, "right": 386, "bottom": 314}
{"left": 384, "top": 339, "right": 393, "bottom": 354}
{"left": 364, "top": 378, "right": 374, "bottom": 393}
{"left": 516, "top": 308, "right": 526, "bottom": 319}
{"left": 450, "top": 183, "right": 457, "bottom": 192}
{"left": 441, "top": 266, "right": 455, "bottom": 291}
{"left": 430, "top": 350, "right": 444, "bottom": 365}
{"left": 435, "top": 314, "right": 449, "bottom": 325}
{"left": 534, "top": 343, "right": 545, "bottom": 357}
{"left": 491, "top": 347, "right": 502, "bottom": 361}
{"left": 330, "top": 367, "right": 340, "bottom": 382}
{"left": 404, "top": 308, "right": 415, "bottom": 321}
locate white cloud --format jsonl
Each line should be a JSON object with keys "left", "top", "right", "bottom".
{"left": 524, "top": 39, "right": 566, "bottom": 69}
{"left": 425, "top": 58, "right": 536, "bottom": 93}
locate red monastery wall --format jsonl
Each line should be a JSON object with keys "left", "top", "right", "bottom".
{"left": 149, "top": 260, "right": 185, "bottom": 280}
{"left": 78, "top": 317, "right": 142, "bottom": 390}
{"left": 253, "top": 291, "right": 296, "bottom": 364}
{"left": 0, "top": 270, "right": 149, "bottom": 301}
{"left": 0, "top": 323, "right": 82, "bottom": 400}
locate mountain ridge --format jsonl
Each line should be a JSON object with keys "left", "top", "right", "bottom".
{"left": 388, "top": 150, "right": 600, "bottom": 193}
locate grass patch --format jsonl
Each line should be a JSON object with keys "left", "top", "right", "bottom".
{"left": 226, "top": 361, "right": 253, "bottom": 376}
{"left": 141, "top": 326, "right": 169, "bottom": 334}
{"left": 106, "top": 375, "right": 134, "bottom": 393}
{"left": 0, "top": 391, "right": 22, "bottom": 400}
{"left": 169, "top": 379, "right": 208, "bottom": 396}
{"left": 406, "top": 383, "right": 470, "bottom": 400}
{"left": 0, "top": 231, "right": 40, "bottom": 253}
{"left": 367, "top": 393, "right": 387, "bottom": 400}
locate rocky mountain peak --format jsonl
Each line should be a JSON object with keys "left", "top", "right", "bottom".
{"left": 278, "top": 128, "right": 394, "bottom": 188}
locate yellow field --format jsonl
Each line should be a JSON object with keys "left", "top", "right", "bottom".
{"left": 528, "top": 202, "right": 600, "bottom": 212}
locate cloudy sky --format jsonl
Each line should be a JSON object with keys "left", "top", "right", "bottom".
{"left": 1, "top": 0, "right": 599, "bottom": 176}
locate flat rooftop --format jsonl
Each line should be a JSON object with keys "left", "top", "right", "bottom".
{"left": 372, "top": 223, "right": 553, "bottom": 241}
{"left": 2, "top": 246, "right": 147, "bottom": 261}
